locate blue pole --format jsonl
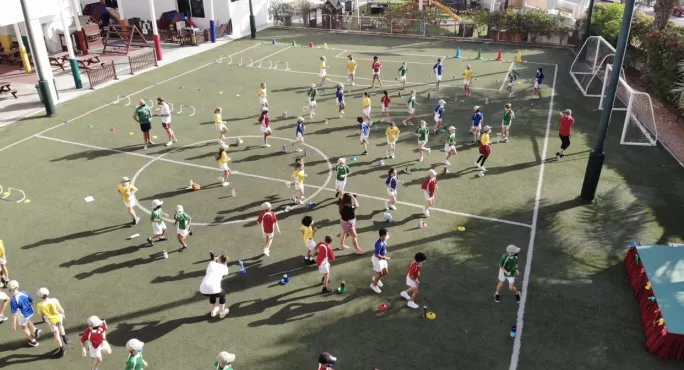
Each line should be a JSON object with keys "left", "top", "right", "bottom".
{"left": 209, "top": 20, "right": 216, "bottom": 42}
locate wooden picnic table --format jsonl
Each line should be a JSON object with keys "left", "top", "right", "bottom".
{"left": 77, "top": 55, "right": 104, "bottom": 70}
{"left": 49, "top": 52, "right": 70, "bottom": 71}
{"left": 0, "top": 81, "right": 18, "bottom": 99}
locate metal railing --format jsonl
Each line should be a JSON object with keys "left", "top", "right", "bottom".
{"left": 86, "top": 60, "right": 118, "bottom": 89}
{"left": 128, "top": 49, "right": 158, "bottom": 74}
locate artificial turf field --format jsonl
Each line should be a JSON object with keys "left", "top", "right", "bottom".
{"left": 1, "top": 28, "right": 684, "bottom": 370}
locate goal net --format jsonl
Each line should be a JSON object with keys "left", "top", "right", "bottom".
{"left": 570, "top": 36, "right": 625, "bottom": 97}
{"left": 599, "top": 64, "right": 658, "bottom": 146}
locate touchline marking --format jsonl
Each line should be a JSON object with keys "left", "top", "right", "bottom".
{"left": 35, "top": 135, "right": 531, "bottom": 229}
{"left": 335, "top": 56, "right": 439, "bottom": 65}
{"left": 254, "top": 46, "right": 293, "bottom": 63}
{"left": 334, "top": 49, "right": 348, "bottom": 58}
{"left": 499, "top": 61, "right": 515, "bottom": 92}
{"left": 327, "top": 47, "right": 445, "bottom": 58}
{"left": 509, "top": 64, "right": 558, "bottom": 370}
{"left": 0, "top": 43, "right": 262, "bottom": 154}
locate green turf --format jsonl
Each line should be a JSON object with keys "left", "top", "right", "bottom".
{"left": 0, "top": 28, "right": 683, "bottom": 370}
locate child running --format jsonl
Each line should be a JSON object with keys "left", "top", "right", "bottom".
{"left": 0, "top": 239, "right": 7, "bottom": 287}
{"left": 384, "top": 167, "right": 401, "bottom": 211}
{"left": 301, "top": 216, "right": 318, "bottom": 264}
{"left": 444, "top": 126, "right": 457, "bottom": 166}
{"left": 415, "top": 120, "right": 432, "bottom": 162}
{"left": 358, "top": 116, "right": 371, "bottom": 155}
{"left": 214, "top": 107, "right": 228, "bottom": 143}
{"left": 257, "top": 202, "right": 280, "bottom": 257}
{"left": 36, "top": 287, "right": 69, "bottom": 357}
{"left": 216, "top": 145, "right": 232, "bottom": 186}
{"left": 314, "top": 236, "right": 336, "bottom": 294}
{"left": 380, "top": 90, "right": 391, "bottom": 122}
{"left": 306, "top": 84, "right": 317, "bottom": 119}
{"left": 421, "top": 169, "right": 438, "bottom": 216}
{"left": 371, "top": 56, "right": 383, "bottom": 88}
{"left": 362, "top": 92, "right": 372, "bottom": 124}
{"left": 258, "top": 82, "right": 268, "bottom": 111}
{"left": 471, "top": 106, "right": 484, "bottom": 142}
{"left": 125, "top": 339, "right": 148, "bottom": 370}
{"left": 495, "top": 245, "right": 522, "bottom": 303}
{"left": 432, "top": 99, "right": 446, "bottom": 134}
{"left": 506, "top": 69, "right": 520, "bottom": 97}
{"left": 117, "top": 177, "right": 140, "bottom": 225}
{"left": 0, "top": 289, "right": 8, "bottom": 322}
{"left": 290, "top": 161, "right": 307, "bottom": 205}
{"left": 156, "top": 97, "right": 177, "bottom": 147}
{"left": 475, "top": 125, "right": 492, "bottom": 177}
{"left": 347, "top": 55, "right": 357, "bottom": 86}
{"left": 463, "top": 64, "right": 474, "bottom": 97}
{"left": 259, "top": 107, "right": 272, "bottom": 147}
{"left": 400, "top": 252, "right": 427, "bottom": 309}
{"left": 81, "top": 316, "right": 111, "bottom": 370}
{"left": 147, "top": 199, "right": 168, "bottom": 246}
{"left": 402, "top": 90, "right": 417, "bottom": 126}
{"left": 385, "top": 121, "right": 400, "bottom": 159}
{"left": 336, "top": 84, "right": 345, "bottom": 118}
{"left": 319, "top": 56, "right": 328, "bottom": 88}
{"left": 334, "top": 158, "right": 351, "bottom": 199}
{"left": 396, "top": 62, "right": 408, "bottom": 88}
{"left": 370, "top": 228, "right": 390, "bottom": 293}
{"left": 295, "top": 116, "right": 305, "bottom": 152}
{"left": 173, "top": 205, "right": 192, "bottom": 251}
{"left": 499, "top": 104, "right": 515, "bottom": 143}
{"left": 533, "top": 67, "right": 544, "bottom": 99}
{"left": 433, "top": 58, "right": 444, "bottom": 90}
{"left": 8, "top": 280, "right": 41, "bottom": 347}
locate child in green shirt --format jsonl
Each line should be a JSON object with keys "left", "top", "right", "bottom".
{"left": 495, "top": 245, "right": 521, "bottom": 303}
{"left": 215, "top": 351, "right": 236, "bottom": 370}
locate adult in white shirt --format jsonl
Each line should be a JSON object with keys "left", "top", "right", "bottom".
{"left": 156, "top": 97, "right": 177, "bottom": 147}
{"left": 199, "top": 255, "right": 230, "bottom": 318}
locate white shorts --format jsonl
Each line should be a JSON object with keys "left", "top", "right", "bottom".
{"left": 406, "top": 275, "right": 418, "bottom": 288}
{"left": 263, "top": 232, "right": 274, "bottom": 239}
{"left": 464, "top": 80, "right": 472, "bottom": 86}
{"left": 534, "top": 81, "right": 541, "bottom": 89}
{"left": 0, "top": 258, "right": 6, "bottom": 265}
{"left": 124, "top": 197, "right": 136, "bottom": 208}
{"left": 216, "top": 124, "right": 227, "bottom": 133}
{"left": 320, "top": 70, "right": 327, "bottom": 78}
{"left": 436, "top": 74, "right": 442, "bottom": 81}
{"left": 387, "top": 139, "right": 397, "bottom": 146}
{"left": 335, "top": 179, "right": 347, "bottom": 191}
{"left": 502, "top": 123, "right": 511, "bottom": 129}
{"left": 177, "top": 228, "right": 189, "bottom": 237}
{"left": 306, "top": 239, "right": 316, "bottom": 250}
{"left": 398, "top": 75, "right": 406, "bottom": 82}
{"left": 360, "top": 133, "right": 369, "bottom": 142}
{"left": 508, "top": 82, "right": 514, "bottom": 87}
{"left": 371, "top": 256, "right": 388, "bottom": 272}
{"left": 363, "top": 107, "right": 371, "bottom": 117}
{"left": 418, "top": 140, "right": 427, "bottom": 145}
{"left": 408, "top": 107, "right": 415, "bottom": 114}
{"left": 498, "top": 269, "right": 515, "bottom": 283}
{"left": 445, "top": 143, "right": 456, "bottom": 152}
{"left": 387, "top": 188, "right": 397, "bottom": 197}
{"left": 48, "top": 318, "right": 64, "bottom": 333}
{"left": 381, "top": 106, "right": 389, "bottom": 113}
{"left": 319, "top": 261, "right": 330, "bottom": 274}
{"left": 88, "top": 341, "right": 111, "bottom": 359}
{"left": 16, "top": 312, "right": 32, "bottom": 326}
{"left": 424, "top": 190, "right": 433, "bottom": 201}
{"left": 348, "top": 71, "right": 356, "bottom": 76}
{"left": 152, "top": 222, "right": 167, "bottom": 235}
{"left": 373, "top": 71, "right": 380, "bottom": 76}
{"left": 296, "top": 133, "right": 304, "bottom": 142}
{"left": 220, "top": 163, "right": 229, "bottom": 171}
{"left": 259, "top": 97, "right": 268, "bottom": 105}
{"left": 294, "top": 183, "right": 304, "bottom": 193}
{"left": 309, "top": 101, "right": 317, "bottom": 108}
{"left": 434, "top": 114, "right": 442, "bottom": 123}
{"left": 260, "top": 126, "right": 272, "bottom": 134}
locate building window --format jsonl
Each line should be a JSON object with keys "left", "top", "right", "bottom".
{"left": 178, "top": 0, "right": 206, "bottom": 18}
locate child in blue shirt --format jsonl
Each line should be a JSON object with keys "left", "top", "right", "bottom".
{"left": 8, "top": 280, "right": 41, "bottom": 346}
{"left": 384, "top": 168, "right": 401, "bottom": 211}
{"left": 370, "top": 229, "right": 390, "bottom": 293}
{"left": 432, "top": 99, "right": 445, "bottom": 134}
{"left": 533, "top": 68, "right": 544, "bottom": 99}
{"left": 358, "top": 116, "right": 370, "bottom": 155}
{"left": 433, "top": 58, "right": 443, "bottom": 90}
{"left": 471, "top": 106, "right": 484, "bottom": 142}
{"left": 295, "top": 116, "right": 305, "bottom": 152}
{"left": 336, "top": 84, "right": 345, "bottom": 118}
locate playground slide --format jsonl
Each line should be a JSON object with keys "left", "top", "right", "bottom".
{"left": 431, "top": 1, "right": 462, "bottom": 21}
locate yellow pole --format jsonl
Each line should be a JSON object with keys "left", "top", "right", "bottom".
{"left": 13, "top": 23, "right": 32, "bottom": 73}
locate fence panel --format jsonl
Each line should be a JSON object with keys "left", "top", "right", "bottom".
{"left": 128, "top": 49, "right": 158, "bottom": 75}
{"left": 86, "top": 61, "right": 118, "bottom": 89}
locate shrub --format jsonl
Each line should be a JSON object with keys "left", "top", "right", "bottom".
{"left": 642, "top": 27, "right": 684, "bottom": 109}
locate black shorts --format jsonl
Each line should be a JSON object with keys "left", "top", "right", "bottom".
{"left": 140, "top": 123, "right": 152, "bottom": 133}
{"left": 203, "top": 290, "right": 226, "bottom": 304}
{"left": 559, "top": 134, "right": 571, "bottom": 150}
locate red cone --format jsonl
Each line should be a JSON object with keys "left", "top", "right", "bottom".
{"left": 496, "top": 49, "right": 503, "bottom": 61}
{"left": 309, "top": 41, "right": 314, "bottom": 48}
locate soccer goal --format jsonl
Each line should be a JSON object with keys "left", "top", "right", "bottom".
{"left": 570, "top": 36, "right": 625, "bottom": 97}
{"left": 599, "top": 64, "right": 658, "bottom": 146}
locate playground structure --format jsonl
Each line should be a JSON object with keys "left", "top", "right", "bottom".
{"left": 102, "top": 25, "right": 152, "bottom": 55}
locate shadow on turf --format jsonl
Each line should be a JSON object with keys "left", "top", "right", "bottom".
{"left": 0, "top": 350, "right": 57, "bottom": 368}
{"left": 106, "top": 315, "right": 209, "bottom": 346}
{"left": 21, "top": 224, "right": 132, "bottom": 250}
{"left": 60, "top": 242, "right": 151, "bottom": 268}
{"left": 139, "top": 184, "right": 223, "bottom": 201}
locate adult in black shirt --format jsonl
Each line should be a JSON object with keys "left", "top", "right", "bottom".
{"left": 338, "top": 192, "right": 365, "bottom": 254}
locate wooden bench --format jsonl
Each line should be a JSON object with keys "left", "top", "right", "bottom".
{"left": 0, "top": 82, "right": 18, "bottom": 99}
{"left": 49, "top": 52, "right": 70, "bottom": 71}
{"left": 77, "top": 55, "right": 105, "bottom": 70}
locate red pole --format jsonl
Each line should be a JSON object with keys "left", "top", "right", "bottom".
{"left": 147, "top": 0, "right": 162, "bottom": 61}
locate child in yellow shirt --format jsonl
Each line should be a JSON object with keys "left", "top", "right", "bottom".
{"left": 319, "top": 57, "right": 328, "bottom": 88}
{"left": 258, "top": 83, "right": 268, "bottom": 111}
{"left": 216, "top": 145, "right": 231, "bottom": 187}
{"left": 362, "top": 92, "right": 372, "bottom": 125}
{"left": 290, "top": 161, "right": 307, "bottom": 204}
{"left": 346, "top": 55, "right": 357, "bottom": 86}
{"left": 301, "top": 215, "right": 318, "bottom": 264}
{"left": 463, "top": 64, "right": 474, "bottom": 97}
{"left": 36, "top": 287, "right": 69, "bottom": 357}
{"left": 385, "top": 121, "right": 400, "bottom": 159}
{"left": 0, "top": 239, "right": 7, "bottom": 288}
{"left": 214, "top": 107, "right": 227, "bottom": 143}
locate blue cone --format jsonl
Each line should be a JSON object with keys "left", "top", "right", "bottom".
{"left": 455, "top": 47, "right": 461, "bottom": 59}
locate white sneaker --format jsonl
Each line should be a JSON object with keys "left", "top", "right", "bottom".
{"left": 419, "top": 157, "right": 424, "bottom": 162}
{"left": 384, "top": 202, "right": 389, "bottom": 211}
{"left": 407, "top": 301, "right": 419, "bottom": 309}
{"left": 478, "top": 171, "right": 485, "bottom": 177}
{"left": 372, "top": 277, "right": 383, "bottom": 288}
{"left": 480, "top": 166, "right": 486, "bottom": 171}
{"left": 173, "top": 139, "right": 178, "bottom": 143}
{"left": 264, "top": 144, "right": 271, "bottom": 148}
{"left": 370, "top": 283, "right": 382, "bottom": 293}
{"left": 444, "top": 160, "right": 451, "bottom": 166}
{"left": 222, "top": 182, "right": 230, "bottom": 187}
{"left": 426, "top": 148, "right": 431, "bottom": 155}
{"left": 390, "top": 154, "right": 395, "bottom": 159}
{"left": 389, "top": 205, "right": 397, "bottom": 210}
{"left": 402, "top": 120, "right": 407, "bottom": 126}
{"left": 143, "top": 145, "right": 148, "bottom": 150}
{"left": 297, "top": 148, "right": 303, "bottom": 152}
{"left": 219, "top": 177, "right": 225, "bottom": 183}
{"left": 210, "top": 306, "right": 220, "bottom": 317}
{"left": 148, "top": 141, "right": 155, "bottom": 145}
{"left": 263, "top": 248, "right": 270, "bottom": 257}
{"left": 219, "top": 309, "right": 229, "bottom": 318}
{"left": 165, "top": 141, "right": 172, "bottom": 147}
{"left": 0, "top": 315, "right": 7, "bottom": 322}
{"left": 474, "top": 162, "right": 481, "bottom": 168}
{"left": 423, "top": 209, "right": 430, "bottom": 217}
{"left": 134, "top": 217, "right": 140, "bottom": 225}
{"left": 400, "top": 291, "right": 411, "bottom": 300}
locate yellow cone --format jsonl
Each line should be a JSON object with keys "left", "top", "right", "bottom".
{"left": 23, "top": 199, "right": 31, "bottom": 204}
{"left": 323, "top": 43, "right": 328, "bottom": 49}
{"left": 515, "top": 50, "right": 522, "bottom": 63}
{"left": 426, "top": 312, "right": 437, "bottom": 320}
{"left": 1, "top": 192, "right": 8, "bottom": 197}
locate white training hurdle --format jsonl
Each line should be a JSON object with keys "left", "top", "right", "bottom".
{"left": 216, "top": 56, "right": 233, "bottom": 64}
{"left": 0, "top": 185, "right": 27, "bottom": 204}
{"left": 274, "top": 61, "right": 290, "bottom": 71}
{"left": 113, "top": 95, "right": 131, "bottom": 106}
{"left": 177, "top": 105, "right": 196, "bottom": 117}
{"left": 238, "top": 57, "right": 254, "bottom": 67}
{"left": 255, "top": 60, "right": 273, "bottom": 69}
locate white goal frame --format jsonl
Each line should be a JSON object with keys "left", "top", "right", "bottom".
{"left": 599, "top": 64, "right": 658, "bottom": 146}
{"left": 570, "top": 36, "right": 625, "bottom": 97}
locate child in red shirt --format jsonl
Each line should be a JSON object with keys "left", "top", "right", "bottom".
{"left": 257, "top": 202, "right": 280, "bottom": 257}
{"left": 400, "top": 252, "right": 427, "bottom": 309}
{"left": 80, "top": 316, "right": 111, "bottom": 370}
{"left": 380, "top": 90, "right": 391, "bottom": 122}
{"left": 258, "top": 107, "right": 272, "bottom": 147}
{"left": 421, "top": 169, "right": 438, "bottom": 217}
{"left": 556, "top": 109, "right": 575, "bottom": 159}
{"left": 371, "top": 56, "right": 383, "bottom": 88}
{"left": 314, "top": 236, "right": 336, "bottom": 294}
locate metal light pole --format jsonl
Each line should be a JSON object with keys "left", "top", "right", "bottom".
{"left": 582, "top": 0, "right": 596, "bottom": 45}
{"left": 19, "top": 0, "right": 56, "bottom": 115}
{"left": 580, "top": 0, "right": 636, "bottom": 201}
{"left": 209, "top": 0, "right": 217, "bottom": 42}
{"left": 248, "top": 0, "right": 257, "bottom": 38}
{"left": 59, "top": 0, "right": 82, "bottom": 88}
{"left": 147, "top": 0, "right": 163, "bottom": 61}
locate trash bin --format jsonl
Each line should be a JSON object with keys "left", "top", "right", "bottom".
{"left": 35, "top": 84, "right": 44, "bottom": 104}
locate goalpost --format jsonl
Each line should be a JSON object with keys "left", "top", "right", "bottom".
{"left": 570, "top": 36, "right": 658, "bottom": 146}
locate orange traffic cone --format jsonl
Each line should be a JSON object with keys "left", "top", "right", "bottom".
{"left": 495, "top": 49, "right": 503, "bottom": 61}
{"left": 309, "top": 41, "right": 314, "bottom": 48}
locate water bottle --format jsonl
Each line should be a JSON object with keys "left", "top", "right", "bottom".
{"left": 231, "top": 188, "right": 236, "bottom": 197}
{"left": 238, "top": 260, "right": 246, "bottom": 275}
{"left": 418, "top": 218, "right": 424, "bottom": 228}
{"left": 510, "top": 326, "right": 517, "bottom": 337}
{"left": 306, "top": 201, "right": 316, "bottom": 208}
{"left": 485, "top": 97, "right": 489, "bottom": 104}
{"left": 387, "top": 298, "right": 392, "bottom": 309}
{"left": 280, "top": 274, "right": 290, "bottom": 285}
{"left": 375, "top": 125, "right": 379, "bottom": 131}
{"left": 209, "top": 251, "right": 215, "bottom": 261}
{"left": 163, "top": 250, "right": 169, "bottom": 259}
{"left": 283, "top": 111, "right": 288, "bottom": 118}
{"left": 423, "top": 306, "right": 428, "bottom": 318}
{"left": 303, "top": 148, "right": 308, "bottom": 157}
{"left": 282, "top": 145, "right": 287, "bottom": 153}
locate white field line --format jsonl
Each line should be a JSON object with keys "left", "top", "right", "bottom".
{"left": 338, "top": 56, "right": 439, "bottom": 65}
{"left": 334, "top": 49, "right": 348, "bottom": 58}
{"left": 509, "top": 63, "right": 558, "bottom": 370}
{"left": 0, "top": 43, "right": 262, "bottom": 154}
{"left": 327, "top": 47, "right": 445, "bottom": 58}
{"left": 499, "top": 61, "right": 515, "bottom": 92}
{"left": 34, "top": 134, "right": 531, "bottom": 229}
{"left": 254, "top": 45, "right": 293, "bottom": 63}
